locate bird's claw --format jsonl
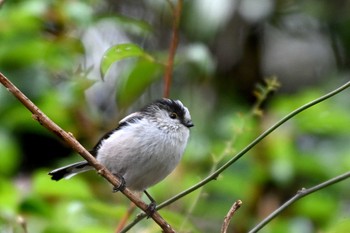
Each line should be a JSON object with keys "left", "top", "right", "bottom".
{"left": 143, "top": 190, "right": 157, "bottom": 217}
{"left": 145, "top": 201, "right": 157, "bottom": 218}
{"left": 112, "top": 173, "right": 126, "bottom": 192}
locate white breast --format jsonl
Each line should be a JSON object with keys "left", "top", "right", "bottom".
{"left": 96, "top": 118, "right": 190, "bottom": 191}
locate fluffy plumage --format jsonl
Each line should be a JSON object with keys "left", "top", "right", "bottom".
{"left": 49, "top": 98, "right": 193, "bottom": 191}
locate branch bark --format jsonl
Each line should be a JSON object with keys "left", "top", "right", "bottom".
{"left": 163, "top": 0, "right": 182, "bottom": 98}
{"left": 221, "top": 200, "right": 243, "bottom": 233}
{"left": 0, "top": 72, "right": 175, "bottom": 233}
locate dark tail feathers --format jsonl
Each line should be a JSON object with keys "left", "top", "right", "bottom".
{"left": 49, "top": 161, "right": 92, "bottom": 181}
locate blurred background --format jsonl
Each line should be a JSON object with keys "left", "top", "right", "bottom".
{"left": 1, "top": 0, "right": 350, "bottom": 232}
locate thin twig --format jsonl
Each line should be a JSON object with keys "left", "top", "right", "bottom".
{"left": 248, "top": 171, "right": 350, "bottom": 233}
{"left": 158, "top": 80, "right": 350, "bottom": 207}
{"left": 115, "top": 202, "right": 137, "bottom": 233}
{"left": 0, "top": 72, "right": 175, "bottom": 233}
{"left": 126, "top": 80, "right": 350, "bottom": 226}
{"left": 221, "top": 200, "right": 243, "bottom": 233}
{"left": 163, "top": 0, "right": 182, "bottom": 98}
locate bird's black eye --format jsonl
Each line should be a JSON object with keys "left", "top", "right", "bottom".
{"left": 169, "top": 112, "right": 178, "bottom": 119}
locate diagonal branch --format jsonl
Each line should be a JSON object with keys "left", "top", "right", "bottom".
{"left": 123, "top": 80, "right": 350, "bottom": 229}
{"left": 248, "top": 171, "right": 350, "bottom": 233}
{"left": 0, "top": 72, "right": 175, "bottom": 233}
{"left": 158, "top": 80, "right": 350, "bottom": 207}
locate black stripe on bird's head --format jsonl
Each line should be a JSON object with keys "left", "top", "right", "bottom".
{"left": 142, "top": 98, "right": 194, "bottom": 128}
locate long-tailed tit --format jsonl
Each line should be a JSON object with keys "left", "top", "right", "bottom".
{"left": 49, "top": 98, "right": 193, "bottom": 209}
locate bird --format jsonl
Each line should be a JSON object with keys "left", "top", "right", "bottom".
{"left": 48, "top": 98, "right": 193, "bottom": 210}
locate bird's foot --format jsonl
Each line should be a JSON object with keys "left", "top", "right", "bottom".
{"left": 145, "top": 201, "right": 157, "bottom": 218}
{"left": 144, "top": 190, "right": 157, "bottom": 218}
{"left": 112, "top": 173, "right": 126, "bottom": 192}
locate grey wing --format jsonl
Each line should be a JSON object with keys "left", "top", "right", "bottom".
{"left": 90, "top": 112, "right": 144, "bottom": 155}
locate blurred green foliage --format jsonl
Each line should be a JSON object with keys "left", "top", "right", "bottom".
{"left": 116, "top": 59, "right": 163, "bottom": 108}
{"left": 1, "top": 0, "right": 350, "bottom": 233}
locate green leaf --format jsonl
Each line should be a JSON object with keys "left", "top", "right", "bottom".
{"left": 116, "top": 59, "right": 163, "bottom": 108}
{"left": 100, "top": 43, "right": 155, "bottom": 78}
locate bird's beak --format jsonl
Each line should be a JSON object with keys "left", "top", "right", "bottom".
{"left": 184, "top": 120, "right": 194, "bottom": 128}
